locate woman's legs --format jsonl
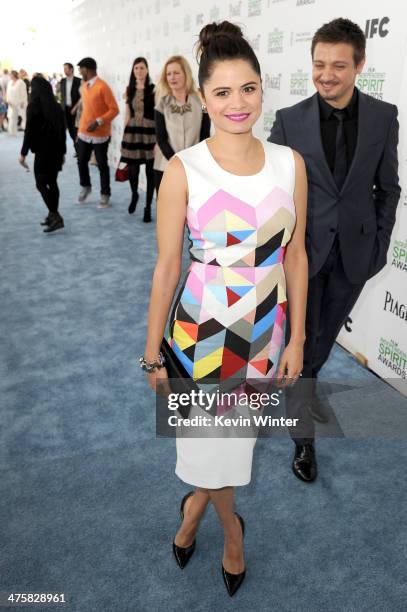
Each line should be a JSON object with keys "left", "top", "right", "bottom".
{"left": 128, "top": 161, "right": 140, "bottom": 202}
{"left": 145, "top": 159, "right": 155, "bottom": 207}
{"left": 173, "top": 488, "right": 210, "bottom": 547}
{"left": 208, "top": 487, "right": 245, "bottom": 574}
{"left": 154, "top": 170, "right": 163, "bottom": 195}
{"left": 173, "top": 486, "right": 244, "bottom": 573}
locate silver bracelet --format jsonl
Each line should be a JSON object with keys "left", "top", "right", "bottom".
{"left": 139, "top": 353, "right": 165, "bottom": 373}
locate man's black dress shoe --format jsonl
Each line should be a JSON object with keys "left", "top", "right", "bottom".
{"left": 172, "top": 491, "right": 196, "bottom": 569}
{"left": 292, "top": 443, "right": 317, "bottom": 483}
{"left": 222, "top": 513, "right": 246, "bottom": 597}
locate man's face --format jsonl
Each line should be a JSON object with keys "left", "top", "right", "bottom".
{"left": 64, "top": 65, "right": 73, "bottom": 77}
{"left": 312, "top": 42, "right": 365, "bottom": 107}
{"left": 79, "top": 66, "right": 89, "bottom": 81}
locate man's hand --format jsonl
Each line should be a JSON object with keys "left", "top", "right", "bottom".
{"left": 87, "top": 121, "right": 99, "bottom": 132}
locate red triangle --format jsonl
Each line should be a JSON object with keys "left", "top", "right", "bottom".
{"left": 178, "top": 320, "right": 199, "bottom": 341}
{"left": 220, "top": 348, "right": 247, "bottom": 380}
{"left": 226, "top": 287, "right": 241, "bottom": 307}
{"left": 227, "top": 232, "right": 241, "bottom": 246}
{"left": 250, "top": 358, "right": 268, "bottom": 375}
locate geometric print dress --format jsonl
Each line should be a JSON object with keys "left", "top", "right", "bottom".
{"left": 168, "top": 139, "right": 296, "bottom": 488}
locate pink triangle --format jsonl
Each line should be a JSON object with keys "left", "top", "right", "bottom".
{"left": 244, "top": 308, "right": 256, "bottom": 324}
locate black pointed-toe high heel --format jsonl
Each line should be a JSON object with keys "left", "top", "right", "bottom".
{"left": 222, "top": 512, "right": 246, "bottom": 597}
{"left": 172, "top": 491, "right": 196, "bottom": 569}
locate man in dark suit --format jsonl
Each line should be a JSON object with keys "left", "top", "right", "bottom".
{"left": 59, "top": 62, "right": 81, "bottom": 145}
{"left": 268, "top": 18, "right": 400, "bottom": 482}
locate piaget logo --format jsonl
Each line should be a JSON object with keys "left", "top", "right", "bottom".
{"left": 378, "top": 338, "right": 407, "bottom": 379}
{"left": 248, "top": 0, "right": 262, "bottom": 16}
{"left": 356, "top": 68, "right": 386, "bottom": 100}
{"left": 265, "top": 73, "right": 282, "bottom": 90}
{"left": 383, "top": 291, "right": 407, "bottom": 322}
{"left": 290, "top": 69, "right": 308, "bottom": 96}
{"left": 391, "top": 239, "right": 407, "bottom": 272}
{"left": 268, "top": 29, "right": 284, "bottom": 53}
{"left": 263, "top": 110, "right": 276, "bottom": 134}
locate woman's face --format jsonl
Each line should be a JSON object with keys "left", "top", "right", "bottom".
{"left": 201, "top": 59, "right": 262, "bottom": 135}
{"left": 166, "top": 62, "right": 186, "bottom": 93}
{"left": 133, "top": 62, "right": 148, "bottom": 82}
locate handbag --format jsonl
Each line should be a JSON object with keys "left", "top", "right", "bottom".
{"left": 160, "top": 337, "right": 198, "bottom": 419}
{"left": 115, "top": 164, "right": 129, "bottom": 182}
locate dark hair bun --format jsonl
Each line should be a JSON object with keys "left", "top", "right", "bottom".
{"left": 197, "top": 21, "right": 244, "bottom": 57}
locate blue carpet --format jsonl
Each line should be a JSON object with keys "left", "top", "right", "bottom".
{"left": 1, "top": 132, "right": 406, "bottom": 611}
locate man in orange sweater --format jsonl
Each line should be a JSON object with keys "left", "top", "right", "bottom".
{"left": 76, "top": 57, "right": 119, "bottom": 208}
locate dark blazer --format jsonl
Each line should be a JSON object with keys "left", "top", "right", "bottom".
{"left": 268, "top": 89, "right": 400, "bottom": 284}
{"left": 59, "top": 76, "right": 81, "bottom": 107}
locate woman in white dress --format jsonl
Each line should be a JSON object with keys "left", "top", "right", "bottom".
{"left": 142, "top": 21, "right": 308, "bottom": 596}
{"left": 6, "top": 71, "right": 27, "bottom": 136}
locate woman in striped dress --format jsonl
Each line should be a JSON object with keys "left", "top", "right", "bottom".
{"left": 121, "top": 57, "right": 156, "bottom": 222}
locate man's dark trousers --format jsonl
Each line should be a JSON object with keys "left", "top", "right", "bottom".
{"left": 77, "top": 138, "right": 111, "bottom": 196}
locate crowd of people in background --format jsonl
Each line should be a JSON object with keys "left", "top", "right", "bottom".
{"left": 0, "top": 54, "right": 210, "bottom": 231}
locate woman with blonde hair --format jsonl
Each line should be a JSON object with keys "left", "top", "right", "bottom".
{"left": 153, "top": 55, "right": 210, "bottom": 192}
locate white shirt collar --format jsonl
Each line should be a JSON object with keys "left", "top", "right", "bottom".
{"left": 87, "top": 75, "right": 98, "bottom": 88}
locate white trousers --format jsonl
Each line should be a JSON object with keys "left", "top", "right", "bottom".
{"left": 7, "top": 105, "right": 19, "bottom": 135}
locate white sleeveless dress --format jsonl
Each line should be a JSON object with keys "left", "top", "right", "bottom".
{"left": 168, "top": 139, "right": 296, "bottom": 488}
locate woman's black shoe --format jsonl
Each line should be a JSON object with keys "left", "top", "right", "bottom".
{"left": 43, "top": 213, "right": 64, "bottom": 233}
{"left": 128, "top": 194, "right": 138, "bottom": 214}
{"left": 222, "top": 513, "right": 246, "bottom": 597}
{"left": 172, "top": 491, "right": 196, "bottom": 569}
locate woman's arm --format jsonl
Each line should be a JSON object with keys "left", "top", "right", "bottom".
{"left": 277, "top": 150, "right": 308, "bottom": 380}
{"left": 154, "top": 109, "right": 176, "bottom": 159}
{"left": 124, "top": 101, "right": 131, "bottom": 126}
{"left": 143, "top": 156, "right": 188, "bottom": 386}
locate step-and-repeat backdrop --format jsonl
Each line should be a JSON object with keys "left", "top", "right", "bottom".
{"left": 69, "top": 0, "right": 407, "bottom": 393}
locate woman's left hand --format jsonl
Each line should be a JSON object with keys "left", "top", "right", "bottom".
{"left": 276, "top": 341, "right": 304, "bottom": 387}
{"left": 19, "top": 155, "right": 29, "bottom": 171}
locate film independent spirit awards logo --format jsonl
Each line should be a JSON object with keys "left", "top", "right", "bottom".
{"left": 268, "top": 29, "right": 284, "bottom": 53}
{"left": 391, "top": 239, "right": 407, "bottom": 273}
{"left": 356, "top": 17, "right": 390, "bottom": 99}
{"left": 378, "top": 337, "right": 407, "bottom": 379}
{"left": 290, "top": 69, "right": 308, "bottom": 96}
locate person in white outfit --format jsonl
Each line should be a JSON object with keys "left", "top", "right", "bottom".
{"left": 6, "top": 71, "right": 28, "bottom": 136}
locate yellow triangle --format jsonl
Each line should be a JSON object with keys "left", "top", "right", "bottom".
{"left": 224, "top": 210, "right": 255, "bottom": 231}
{"left": 173, "top": 321, "right": 196, "bottom": 350}
{"left": 223, "top": 267, "right": 253, "bottom": 286}
{"left": 193, "top": 347, "right": 223, "bottom": 379}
